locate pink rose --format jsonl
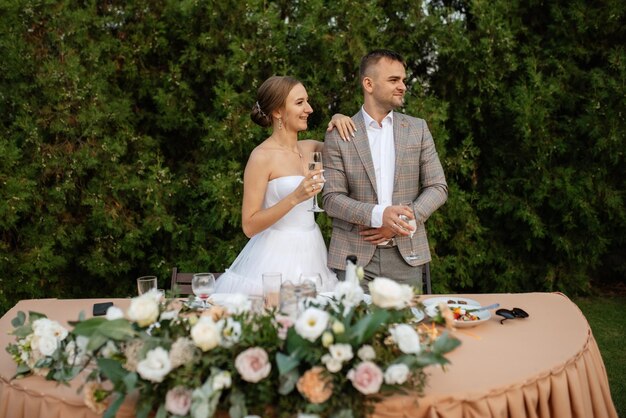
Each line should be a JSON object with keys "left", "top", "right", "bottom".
{"left": 275, "top": 314, "right": 294, "bottom": 340}
{"left": 347, "top": 361, "right": 383, "bottom": 395}
{"left": 235, "top": 347, "right": 271, "bottom": 383}
{"left": 165, "top": 386, "right": 192, "bottom": 416}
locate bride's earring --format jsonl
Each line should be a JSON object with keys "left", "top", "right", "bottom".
{"left": 278, "top": 118, "right": 283, "bottom": 130}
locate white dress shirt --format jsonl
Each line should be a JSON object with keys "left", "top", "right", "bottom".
{"left": 362, "top": 107, "right": 395, "bottom": 228}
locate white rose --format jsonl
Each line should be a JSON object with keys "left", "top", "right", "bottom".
{"left": 384, "top": 363, "right": 410, "bottom": 385}
{"left": 389, "top": 324, "right": 421, "bottom": 354}
{"left": 106, "top": 306, "right": 125, "bottom": 320}
{"left": 334, "top": 281, "right": 364, "bottom": 308}
{"left": 212, "top": 371, "right": 232, "bottom": 390}
{"left": 35, "top": 335, "right": 58, "bottom": 356}
{"left": 294, "top": 307, "right": 330, "bottom": 342}
{"left": 357, "top": 345, "right": 376, "bottom": 361}
{"left": 369, "top": 278, "right": 413, "bottom": 310}
{"left": 137, "top": 347, "right": 172, "bottom": 382}
{"left": 65, "top": 335, "right": 89, "bottom": 366}
{"left": 222, "top": 293, "right": 251, "bottom": 314}
{"left": 33, "top": 318, "right": 68, "bottom": 341}
{"left": 329, "top": 343, "right": 353, "bottom": 362}
{"left": 321, "top": 354, "right": 343, "bottom": 373}
{"left": 190, "top": 316, "right": 222, "bottom": 351}
{"left": 127, "top": 295, "right": 159, "bottom": 327}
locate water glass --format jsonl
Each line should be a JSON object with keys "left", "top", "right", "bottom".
{"left": 137, "top": 276, "right": 157, "bottom": 295}
{"left": 279, "top": 280, "right": 299, "bottom": 318}
{"left": 262, "top": 272, "right": 282, "bottom": 308}
{"left": 248, "top": 295, "right": 264, "bottom": 314}
{"left": 299, "top": 273, "right": 323, "bottom": 296}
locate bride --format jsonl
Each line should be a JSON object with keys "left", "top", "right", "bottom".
{"left": 214, "top": 75, "right": 352, "bottom": 296}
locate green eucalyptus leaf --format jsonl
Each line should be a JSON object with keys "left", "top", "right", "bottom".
{"left": 276, "top": 351, "right": 300, "bottom": 375}
{"left": 97, "top": 358, "right": 129, "bottom": 385}
{"left": 11, "top": 311, "right": 26, "bottom": 327}
{"left": 98, "top": 319, "right": 135, "bottom": 340}
{"left": 432, "top": 332, "right": 462, "bottom": 354}
{"left": 28, "top": 312, "right": 47, "bottom": 322}
{"left": 103, "top": 392, "right": 126, "bottom": 418}
{"left": 72, "top": 317, "right": 108, "bottom": 337}
{"left": 278, "top": 368, "right": 299, "bottom": 395}
{"left": 348, "top": 308, "right": 390, "bottom": 345}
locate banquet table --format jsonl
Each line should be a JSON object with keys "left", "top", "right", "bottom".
{"left": 0, "top": 293, "right": 618, "bottom": 418}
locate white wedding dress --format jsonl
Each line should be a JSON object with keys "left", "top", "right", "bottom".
{"left": 214, "top": 176, "right": 338, "bottom": 296}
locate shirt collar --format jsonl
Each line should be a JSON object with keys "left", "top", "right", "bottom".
{"left": 361, "top": 106, "right": 393, "bottom": 128}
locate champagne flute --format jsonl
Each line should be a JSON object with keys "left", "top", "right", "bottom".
{"left": 191, "top": 273, "right": 215, "bottom": 309}
{"left": 400, "top": 202, "right": 420, "bottom": 262}
{"left": 308, "top": 152, "right": 324, "bottom": 212}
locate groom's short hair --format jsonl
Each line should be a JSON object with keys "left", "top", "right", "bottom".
{"left": 359, "top": 49, "right": 405, "bottom": 81}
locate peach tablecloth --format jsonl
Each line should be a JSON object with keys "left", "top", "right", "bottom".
{"left": 0, "top": 293, "right": 618, "bottom": 418}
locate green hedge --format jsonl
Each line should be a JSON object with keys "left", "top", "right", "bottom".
{"left": 1, "top": 0, "right": 624, "bottom": 313}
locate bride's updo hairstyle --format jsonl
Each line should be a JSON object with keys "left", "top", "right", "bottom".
{"left": 251, "top": 76, "right": 301, "bottom": 128}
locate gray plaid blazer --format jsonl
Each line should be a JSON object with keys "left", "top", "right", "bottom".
{"left": 322, "top": 110, "right": 448, "bottom": 270}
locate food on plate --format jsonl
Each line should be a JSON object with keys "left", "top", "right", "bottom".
{"left": 447, "top": 299, "right": 468, "bottom": 305}
{"left": 450, "top": 306, "right": 479, "bottom": 322}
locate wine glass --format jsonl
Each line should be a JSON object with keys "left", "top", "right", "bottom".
{"left": 137, "top": 276, "right": 158, "bottom": 295}
{"left": 400, "top": 202, "right": 420, "bottom": 262}
{"left": 191, "top": 273, "right": 215, "bottom": 309}
{"left": 308, "top": 152, "right": 325, "bottom": 212}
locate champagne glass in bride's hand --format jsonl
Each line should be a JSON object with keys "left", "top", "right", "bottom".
{"left": 400, "top": 202, "right": 419, "bottom": 262}
{"left": 191, "top": 273, "right": 215, "bottom": 309}
{"left": 308, "top": 152, "right": 325, "bottom": 213}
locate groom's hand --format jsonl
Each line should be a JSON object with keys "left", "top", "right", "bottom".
{"left": 359, "top": 226, "right": 395, "bottom": 245}
{"left": 382, "top": 205, "right": 414, "bottom": 237}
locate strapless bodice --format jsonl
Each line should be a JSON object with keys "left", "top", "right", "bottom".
{"left": 264, "top": 176, "right": 315, "bottom": 231}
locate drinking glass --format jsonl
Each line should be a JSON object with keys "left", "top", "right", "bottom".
{"left": 191, "top": 273, "right": 215, "bottom": 309}
{"left": 248, "top": 295, "right": 265, "bottom": 314}
{"left": 299, "top": 273, "right": 323, "bottom": 296}
{"left": 137, "top": 276, "right": 157, "bottom": 295}
{"left": 262, "top": 272, "right": 282, "bottom": 308}
{"left": 308, "top": 152, "right": 325, "bottom": 212}
{"left": 400, "top": 202, "right": 420, "bottom": 262}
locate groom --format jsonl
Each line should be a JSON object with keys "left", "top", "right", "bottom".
{"left": 322, "top": 49, "right": 448, "bottom": 291}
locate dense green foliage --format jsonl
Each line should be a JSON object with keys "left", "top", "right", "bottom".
{"left": 575, "top": 295, "right": 626, "bottom": 417}
{"left": 1, "top": 0, "right": 624, "bottom": 313}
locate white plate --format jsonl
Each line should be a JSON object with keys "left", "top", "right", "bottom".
{"left": 208, "top": 293, "right": 243, "bottom": 306}
{"left": 422, "top": 296, "right": 480, "bottom": 307}
{"left": 425, "top": 303, "right": 491, "bottom": 328}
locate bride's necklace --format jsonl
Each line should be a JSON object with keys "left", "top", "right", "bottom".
{"left": 272, "top": 138, "right": 302, "bottom": 159}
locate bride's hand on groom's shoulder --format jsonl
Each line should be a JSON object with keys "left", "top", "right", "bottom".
{"left": 327, "top": 114, "right": 356, "bottom": 142}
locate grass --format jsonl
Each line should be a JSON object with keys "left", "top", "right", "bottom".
{"left": 574, "top": 295, "right": 626, "bottom": 418}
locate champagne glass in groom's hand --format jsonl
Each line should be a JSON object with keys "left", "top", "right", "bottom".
{"left": 308, "top": 152, "right": 325, "bottom": 212}
{"left": 400, "top": 202, "right": 419, "bottom": 262}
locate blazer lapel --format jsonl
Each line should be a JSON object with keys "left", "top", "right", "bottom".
{"left": 352, "top": 112, "right": 378, "bottom": 199}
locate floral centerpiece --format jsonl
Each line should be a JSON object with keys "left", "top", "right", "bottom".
{"left": 6, "top": 277, "right": 460, "bottom": 418}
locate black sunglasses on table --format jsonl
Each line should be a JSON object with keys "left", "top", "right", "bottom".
{"left": 495, "top": 307, "right": 529, "bottom": 324}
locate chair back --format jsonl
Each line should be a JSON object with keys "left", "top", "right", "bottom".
{"left": 170, "top": 267, "right": 222, "bottom": 296}
{"left": 422, "top": 262, "right": 432, "bottom": 295}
